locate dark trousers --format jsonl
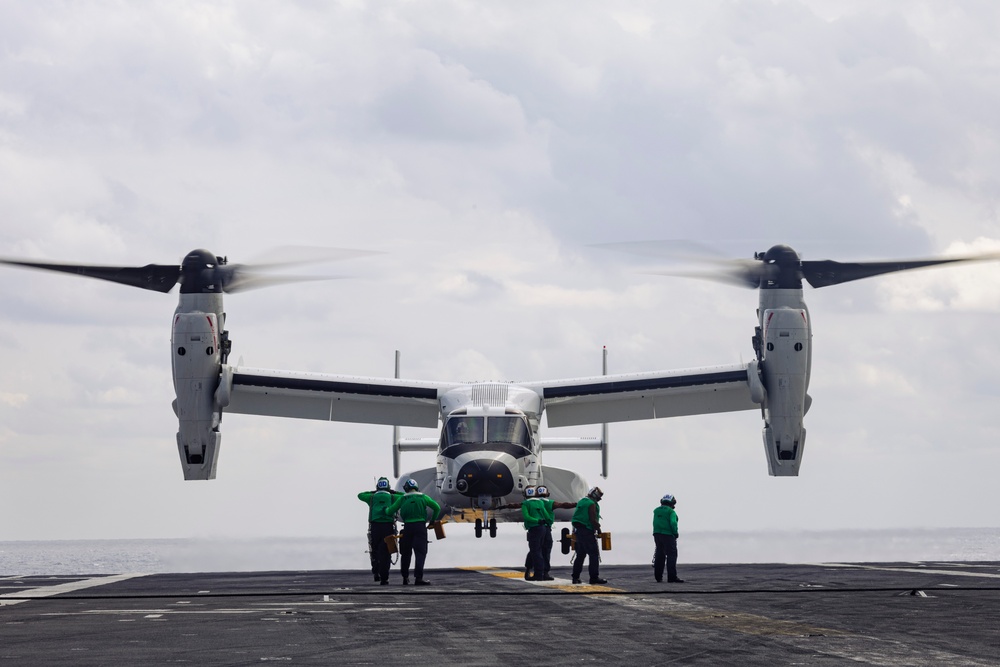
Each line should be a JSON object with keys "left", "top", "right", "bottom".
{"left": 370, "top": 521, "right": 396, "bottom": 583}
{"left": 541, "top": 525, "right": 553, "bottom": 575}
{"left": 571, "top": 524, "right": 600, "bottom": 581}
{"left": 399, "top": 522, "right": 428, "bottom": 582}
{"left": 367, "top": 522, "right": 377, "bottom": 574}
{"left": 653, "top": 533, "right": 678, "bottom": 582}
{"left": 526, "top": 525, "right": 547, "bottom": 577}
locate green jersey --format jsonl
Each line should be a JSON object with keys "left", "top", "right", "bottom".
{"left": 357, "top": 489, "right": 397, "bottom": 523}
{"left": 572, "top": 497, "right": 600, "bottom": 530}
{"left": 522, "top": 497, "right": 554, "bottom": 529}
{"left": 387, "top": 491, "right": 442, "bottom": 523}
{"left": 653, "top": 505, "right": 678, "bottom": 537}
{"left": 538, "top": 498, "right": 558, "bottom": 527}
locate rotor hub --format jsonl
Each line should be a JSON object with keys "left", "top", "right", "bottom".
{"left": 757, "top": 244, "right": 803, "bottom": 289}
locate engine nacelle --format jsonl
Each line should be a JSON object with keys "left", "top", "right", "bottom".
{"left": 759, "top": 308, "right": 810, "bottom": 476}
{"left": 172, "top": 312, "right": 223, "bottom": 480}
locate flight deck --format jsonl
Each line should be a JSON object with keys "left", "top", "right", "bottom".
{"left": 2, "top": 561, "right": 999, "bottom": 665}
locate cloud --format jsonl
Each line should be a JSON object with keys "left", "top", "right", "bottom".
{"left": 3, "top": 1, "right": 1000, "bottom": 546}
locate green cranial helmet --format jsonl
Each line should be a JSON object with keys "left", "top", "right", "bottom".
{"left": 376, "top": 477, "right": 390, "bottom": 490}
{"left": 403, "top": 479, "right": 419, "bottom": 492}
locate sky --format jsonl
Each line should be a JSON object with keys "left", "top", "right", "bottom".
{"left": 2, "top": 1, "right": 1000, "bottom": 561}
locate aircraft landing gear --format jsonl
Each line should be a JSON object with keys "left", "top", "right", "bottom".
{"left": 474, "top": 516, "right": 498, "bottom": 538}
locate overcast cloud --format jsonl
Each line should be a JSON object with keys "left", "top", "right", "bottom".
{"left": 2, "top": 1, "right": 1000, "bottom": 562}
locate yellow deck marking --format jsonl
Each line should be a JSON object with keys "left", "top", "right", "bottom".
{"left": 472, "top": 568, "right": 622, "bottom": 592}
{"left": 492, "top": 571, "right": 528, "bottom": 579}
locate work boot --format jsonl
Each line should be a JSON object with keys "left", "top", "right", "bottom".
{"left": 380, "top": 580, "right": 388, "bottom": 586}
{"left": 373, "top": 572, "right": 380, "bottom": 582}
{"left": 572, "top": 578, "right": 582, "bottom": 584}
{"left": 540, "top": 575, "right": 555, "bottom": 581}
{"left": 589, "top": 577, "right": 608, "bottom": 585}
{"left": 402, "top": 577, "right": 409, "bottom": 585}
{"left": 415, "top": 580, "right": 431, "bottom": 586}
{"left": 668, "top": 578, "right": 685, "bottom": 583}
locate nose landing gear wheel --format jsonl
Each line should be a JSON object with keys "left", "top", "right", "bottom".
{"left": 475, "top": 518, "right": 483, "bottom": 538}
{"left": 489, "top": 518, "right": 497, "bottom": 538}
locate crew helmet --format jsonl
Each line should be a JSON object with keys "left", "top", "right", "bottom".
{"left": 661, "top": 494, "right": 676, "bottom": 506}
{"left": 536, "top": 485, "right": 550, "bottom": 497}
{"left": 523, "top": 486, "right": 536, "bottom": 498}
{"left": 403, "top": 479, "right": 419, "bottom": 491}
{"left": 588, "top": 486, "right": 604, "bottom": 501}
{"left": 376, "top": 477, "right": 390, "bottom": 490}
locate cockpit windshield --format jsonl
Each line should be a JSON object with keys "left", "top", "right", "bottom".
{"left": 446, "top": 417, "right": 485, "bottom": 445}
{"left": 441, "top": 415, "right": 532, "bottom": 458}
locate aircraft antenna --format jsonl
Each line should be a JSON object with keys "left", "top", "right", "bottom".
{"left": 392, "top": 350, "right": 401, "bottom": 478}
{"left": 601, "top": 346, "right": 609, "bottom": 478}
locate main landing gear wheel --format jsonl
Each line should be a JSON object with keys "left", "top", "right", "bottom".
{"left": 560, "top": 527, "right": 572, "bottom": 555}
{"left": 489, "top": 518, "right": 497, "bottom": 538}
{"left": 475, "top": 518, "right": 483, "bottom": 538}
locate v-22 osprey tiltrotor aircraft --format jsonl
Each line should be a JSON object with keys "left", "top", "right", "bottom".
{"left": 2, "top": 244, "right": 995, "bottom": 536}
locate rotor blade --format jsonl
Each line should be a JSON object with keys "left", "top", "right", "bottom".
{"left": 241, "top": 246, "right": 384, "bottom": 270}
{"left": 0, "top": 258, "right": 180, "bottom": 293}
{"left": 596, "top": 240, "right": 770, "bottom": 287}
{"left": 592, "top": 240, "right": 729, "bottom": 261}
{"left": 220, "top": 270, "right": 347, "bottom": 294}
{"left": 643, "top": 261, "right": 772, "bottom": 289}
{"left": 802, "top": 254, "right": 1000, "bottom": 288}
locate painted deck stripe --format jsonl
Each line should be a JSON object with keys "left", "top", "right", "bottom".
{"left": 0, "top": 573, "right": 147, "bottom": 606}
{"left": 820, "top": 563, "right": 1000, "bottom": 579}
{"left": 469, "top": 566, "right": 621, "bottom": 592}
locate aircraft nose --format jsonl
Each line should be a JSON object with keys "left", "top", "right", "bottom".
{"left": 454, "top": 459, "right": 514, "bottom": 497}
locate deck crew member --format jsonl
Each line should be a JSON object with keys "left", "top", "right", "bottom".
{"left": 386, "top": 479, "right": 441, "bottom": 586}
{"left": 535, "top": 485, "right": 576, "bottom": 580}
{"left": 571, "top": 487, "right": 607, "bottom": 585}
{"left": 357, "top": 477, "right": 399, "bottom": 585}
{"left": 522, "top": 487, "right": 551, "bottom": 581}
{"left": 518, "top": 486, "right": 538, "bottom": 580}
{"left": 653, "top": 493, "right": 683, "bottom": 583}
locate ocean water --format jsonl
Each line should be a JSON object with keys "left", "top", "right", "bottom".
{"left": 2, "top": 527, "right": 999, "bottom": 576}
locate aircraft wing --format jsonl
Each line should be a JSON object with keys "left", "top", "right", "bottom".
{"left": 223, "top": 366, "right": 460, "bottom": 428}
{"left": 526, "top": 362, "right": 759, "bottom": 427}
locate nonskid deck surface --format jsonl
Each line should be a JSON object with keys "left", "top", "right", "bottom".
{"left": 2, "top": 562, "right": 999, "bottom": 665}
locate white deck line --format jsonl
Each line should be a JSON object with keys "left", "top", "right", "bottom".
{"left": 0, "top": 573, "right": 148, "bottom": 606}
{"left": 818, "top": 563, "right": 1000, "bottom": 579}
